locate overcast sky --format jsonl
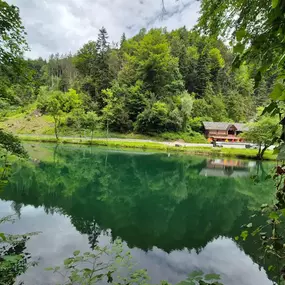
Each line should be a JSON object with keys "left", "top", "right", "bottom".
{"left": 7, "top": 0, "right": 200, "bottom": 59}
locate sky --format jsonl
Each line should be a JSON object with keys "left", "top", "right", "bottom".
{"left": 7, "top": 0, "right": 200, "bottom": 59}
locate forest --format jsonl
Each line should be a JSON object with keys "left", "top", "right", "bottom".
{"left": 0, "top": 25, "right": 275, "bottom": 140}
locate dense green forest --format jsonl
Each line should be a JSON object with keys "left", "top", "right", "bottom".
{"left": 0, "top": 26, "right": 275, "bottom": 138}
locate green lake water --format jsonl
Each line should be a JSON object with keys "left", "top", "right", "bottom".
{"left": 0, "top": 143, "right": 276, "bottom": 284}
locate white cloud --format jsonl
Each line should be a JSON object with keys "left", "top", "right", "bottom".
{"left": 7, "top": 0, "right": 200, "bottom": 59}
{"left": 130, "top": 237, "right": 272, "bottom": 285}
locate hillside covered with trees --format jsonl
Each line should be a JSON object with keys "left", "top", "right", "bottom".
{"left": 0, "top": 25, "right": 275, "bottom": 140}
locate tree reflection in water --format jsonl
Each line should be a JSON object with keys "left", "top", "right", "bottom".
{"left": 0, "top": 144, "right": 276, "bottom": 282}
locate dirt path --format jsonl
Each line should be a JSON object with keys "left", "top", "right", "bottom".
{"left": 17, "top": 134, "right": 253, "bottom": 149}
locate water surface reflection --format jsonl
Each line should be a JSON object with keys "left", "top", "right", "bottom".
{"left": 0, "top": 144, "right": 276, "bottom": 284}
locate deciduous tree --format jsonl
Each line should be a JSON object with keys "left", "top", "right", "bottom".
{"left": 44, "top": 89, "right": 82, "bottom": 140}
{"left": 84, "top": 111, "right": 100, "bottom": 142}
{"left": 242, "top": 113, "right": 280, "bottom": 159}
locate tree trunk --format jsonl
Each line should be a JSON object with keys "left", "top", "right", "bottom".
{"left": 257, "top": 144, "right": 268, "bottom": 160}
{"left": 260, "top": 146, "right": 268, "bottom": 160}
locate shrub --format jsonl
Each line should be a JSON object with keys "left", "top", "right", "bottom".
{"left": 135, "top": 102, "right": 183, "bottom": 134}
{"left": 188, "top": 116, "right": 212, "bottom": 133}
{"left": 160, "top": 131, "right": 207, "bottom": 143}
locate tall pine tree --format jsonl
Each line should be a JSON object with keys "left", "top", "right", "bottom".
{"left": 95, "top": 27, "right": 112, "bottom": 109}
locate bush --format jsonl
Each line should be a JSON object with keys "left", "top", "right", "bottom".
{"left": 160, "top": 131, "right": 207, "bottom": 143}
{"left": 36, "top": 86, "right": 51, "bottom": 113}
{"left": 185, "top": 132, "right": 207, "bottom": 143}
{"left": 66, "top": 116, "right": 75, "bottom": 127}
{"left": 0, "top": 130, "right": 28, "bottom": 157}
{"left": 135, "top": 102, "right": 183, "bottom": 134}
{"left": 188, "top": 116, "right": 212, "bottom": 133}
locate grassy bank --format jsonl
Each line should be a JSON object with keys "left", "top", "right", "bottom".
{"left": 19, "top": 135, "right": 276, "bottom": 160}
{"left": 0, "top": 108, "right": 207, "bottom": 143}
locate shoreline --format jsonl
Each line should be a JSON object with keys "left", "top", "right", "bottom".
{"left": 19, "top": 135, "right": 276, "bottom": 161}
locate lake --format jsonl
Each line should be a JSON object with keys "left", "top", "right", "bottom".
{"left": 0, "top": 143, "right": 276, "bottom": 285}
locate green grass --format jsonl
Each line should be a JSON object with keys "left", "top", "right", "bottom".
{"left": 19, "top": 135, "right": 276, "bottom": 160}
{"left": 54, "top": 128, "right": 207, "bottom": 143}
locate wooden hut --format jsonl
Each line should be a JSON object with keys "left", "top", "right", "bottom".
{"left": 203, "top": 122, "right": 248, "bottom": 142}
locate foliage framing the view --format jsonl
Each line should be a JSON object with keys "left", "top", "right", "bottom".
{"left": 45, "top": 238, "right": 221, "bottom": 285}
{"left": 0, "top": 215, "right": 38, "bottom": 285}
{"left": 0, "top": 0, "right": 284, "bottom": 283}
{"left": 198, "top": 0, "right": 285, "bottom": 73}
{"left": 197, "top": 0, "right": 285, "bottom": 282}
{"left": 0, "top": 0, "right": 28, "bottom": 64}
{"left": 0, "top": 130, "right": 27, "bottom": 158}
{"left": 198, "top": 0, "right": 285, "bottom": 130}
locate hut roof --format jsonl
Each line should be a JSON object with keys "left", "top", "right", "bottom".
{"left": 203, "top": 122, "right": 248, "bottom": 131}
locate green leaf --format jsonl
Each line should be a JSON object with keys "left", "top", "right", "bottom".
{"left": 0, "top": 233, "right": 6, "bottom": 241}
{"left": 204, "top": 273, "right": 220, "bottom": 281}
{"left": 177, "top": 281, "right": 195, "bottom": 285}
{"left": 236, "top": 29, "right": 246, "bottom": 41}
{"left": 188, "top": 271, "right": 203, "bottom": 278}
{"left": 64, "top": 258, "right": 73, "bottom": 266}
{"left": 269, "top": 211, "right": 279, "bottom": 220}
{"left": 73, "top": 250, "right": 80, "bottom": 256}
{"left": 241, "top": 230, "right": 248, "bottom": 241}
{"left": 235, "top": 236, "right": 239, "bottom": 241}
{"left": 272, "top": 0, "right": 279, "bottom": 8}
{"left": 45, "top": 267, "right": 54, "bottom": 271}
{"left": 233, "top": 43, "right": 245, "bottom": 54}
{"left": 247, "top": 223, "right": 253, "bottom": 228}
{"left": 270, "top": 83, "right": 284, "bottom": 100}
{"left": 262, "top": 102, "right": 278, "bottom": 115}
{"left": 251, "top": 228, "right": 261, "bottom": 237}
